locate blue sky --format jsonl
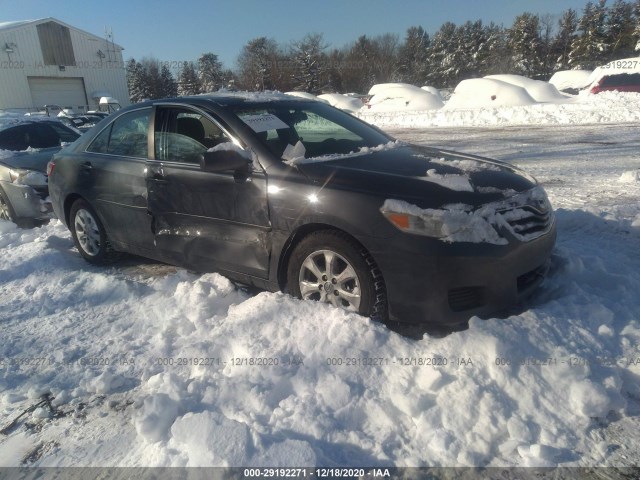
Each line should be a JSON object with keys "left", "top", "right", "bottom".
{"left": 1, "top": 0, "right": 591, "bottom": 69}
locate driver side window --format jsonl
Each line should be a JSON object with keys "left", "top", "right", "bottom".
{"left": 155, "top": 107, "right": 231, "bottom": 164}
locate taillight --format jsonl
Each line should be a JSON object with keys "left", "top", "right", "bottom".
{"left": 46, "top": 160, "right": 55, "bottom": 176}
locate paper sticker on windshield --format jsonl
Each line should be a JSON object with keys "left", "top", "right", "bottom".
{"left": 241, "top": 114, "right": 289, "bottom": 133}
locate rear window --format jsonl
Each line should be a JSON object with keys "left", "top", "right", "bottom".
{"left": 600, "top": 73, "right": 640, "bottom": 87}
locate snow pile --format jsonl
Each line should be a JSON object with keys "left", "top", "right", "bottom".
{"left": 359, "top": 90, "right": 640, "bottom": 128}
{"left": 1, "top": 124, "right": 640, "bottom": 468}
{"left": 485, "top": 75, "right": 570, "bottom": 103}
{"left": 366, "top": 83, "right": 444, "bottom": 112}
{"left": 619, "top": 169, "right": 640, "bottom": 183}
{"left": 317, "top": 93, "right": 363, "bottom": 113}
{"left": 549, "top": 70, "right": 592, "bottom": 92}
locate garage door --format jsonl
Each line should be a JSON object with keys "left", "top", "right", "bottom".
{"left": 28, "top": 77, "right": 88, "bottom": 111}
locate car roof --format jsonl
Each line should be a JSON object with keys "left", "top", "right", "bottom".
{"left": 134, "top": 91, "right": 317, "bottom": 109}
{"left": 0, "top": 117, "right": 64, "bottom": 129}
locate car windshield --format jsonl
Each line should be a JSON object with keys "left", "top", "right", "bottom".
{"left": 230, "top": 102, "right": 391, "bottom": 161}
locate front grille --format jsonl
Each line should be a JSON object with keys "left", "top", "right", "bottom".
{"left": 496, "top": 203, "right": 552, "bottom": 242}
{"left": 448, "top": 286, "right": 485, "bottom": 312}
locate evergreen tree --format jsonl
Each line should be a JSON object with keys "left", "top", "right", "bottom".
{"left": 290, "top": 33, "right": 328, "bottom": 93}
{"left": 159, "top": 65, "right": 177, "bottom": 97}
{"left": 606, "top": 0, "right": 636, "bottom": 58}
{"left": 570, "top": 0, "right": 609, "bottom": 68}
{"left": 373, "top": 33, "right": 401, "bottom": 84}
{"left": 126, "top": 58, "right": 148, "bottom": 103}
{"left": 509, "top": 13, "right": 544, "bottom": 78}
{"left": 553, "top": 9, "right": 579, "bottom": 70}
{"left": 398, "top": 26, "right": 430, "bottom": 85}
{"left": 635, "top": 0, "right": 640, "bottom": 51}
{"left": 346, "top": 35, "right": 378, "bottom": 93}
{"left": 198, "top": 53, "right": 224, "bottom": 93}
{"left": 428, "top": 22, "right": 459, "bottom": 87}
{"left": 177, "top": 61, "right": 201, "bottom": 96}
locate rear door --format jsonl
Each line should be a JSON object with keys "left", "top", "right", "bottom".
{"left": 146, "top": 104, "right": 271, "bottom": 278}
{"left": 82, "top": 107, "right": 155, "bottom": 252}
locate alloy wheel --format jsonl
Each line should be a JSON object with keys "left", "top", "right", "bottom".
{"left": 298, "top": 249, "right": 362, "bottom": 311}
{"left": 74, "top": 208, "right": 101, "bottom": 256}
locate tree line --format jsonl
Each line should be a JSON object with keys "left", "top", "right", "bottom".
{"left": 126, "top": 0, "right": 640, "bottom": 101}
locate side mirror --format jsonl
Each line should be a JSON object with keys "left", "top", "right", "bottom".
{"left": 200, "top": 149, "right": 250, "bottom": 173}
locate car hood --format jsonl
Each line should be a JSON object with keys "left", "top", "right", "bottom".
{"left": 295, "top": 144, "right": 537, "bottom": 209}
{"left": 0, "top": 147, "right": 60, "bottom": 172}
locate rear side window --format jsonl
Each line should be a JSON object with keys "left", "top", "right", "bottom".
{"left": 0, "top": 125, "right": 30, "bottom": 151}
{"left": 87, "top": 109, "right": 150, "bottom": 158}
{"left": 27, "top": 123, "right": 61, "bottom": 148}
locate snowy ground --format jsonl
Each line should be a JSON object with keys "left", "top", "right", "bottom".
{"left": 1, "top": 122, "right": 640, "bottom": 469}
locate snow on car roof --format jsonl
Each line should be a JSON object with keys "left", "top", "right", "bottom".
{"left": 194, "top": 91, "right": 313, "bottom": 105}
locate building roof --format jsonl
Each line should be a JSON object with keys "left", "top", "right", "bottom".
{"left": 0, "top": 17, "right": 124, "bottom": 50}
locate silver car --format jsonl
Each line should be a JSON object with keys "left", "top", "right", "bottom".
{"left": 0, "top": 118, "right": 81, "bottom": 224}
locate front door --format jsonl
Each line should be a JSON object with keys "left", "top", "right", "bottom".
{"left": 146, "top": 105, "right": 271, "bottom": 279}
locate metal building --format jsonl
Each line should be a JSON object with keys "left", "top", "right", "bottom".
{"left": 0, "top": 18, "right": 130, "bottom": 113}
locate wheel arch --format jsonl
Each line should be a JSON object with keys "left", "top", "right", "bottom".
{"left": 63, "top": 193, "right": 85, "bottom": 227}
{"left": 276, "top": 222, "right": 375, "bottom": 291}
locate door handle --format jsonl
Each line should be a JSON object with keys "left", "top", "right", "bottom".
{"left": 149, "top": 166, "right": 165, "bottom": 180}
{"left": 80, "top": 161, "right": 92, "bottom": 170}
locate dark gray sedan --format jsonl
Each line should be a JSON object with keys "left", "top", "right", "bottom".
{"left": 48, "top": 93, "right": 556, "bottom": 327}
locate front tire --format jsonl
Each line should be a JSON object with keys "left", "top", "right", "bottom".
{"left": 69, "top": 199, "right": 118, "bottom": 264}
{"left": 287, "top": 230, "right": 387, "bottom": 320}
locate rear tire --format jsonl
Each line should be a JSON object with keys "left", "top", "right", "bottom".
{"left": 287, "top": 230, "right": 387, "bottom": 321}
{"left": 69, "top": 199, "right": 119, "bottom": 264}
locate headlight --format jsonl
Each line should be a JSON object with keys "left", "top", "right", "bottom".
{"left": 380, "top": 199, "right": 507, "bottom": 245}
{"left": 8, "top": 168, "right": 48, "bottom": 186}
{"left": 9, "top": 168, "right": 28, "bottom": 183}
{"left": 380, "top": 206, "right": 449, "bottom": 238}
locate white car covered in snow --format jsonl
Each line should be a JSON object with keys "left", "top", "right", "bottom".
{"left": 366, "top": 83, "right": 444, "bottom": 112}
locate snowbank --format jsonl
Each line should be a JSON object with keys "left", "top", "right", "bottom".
{"left": 1, "top": 124, "right": 640, "bottom": 468}
{"left": 359, "top": 91, "right": 640, "bottom": 128}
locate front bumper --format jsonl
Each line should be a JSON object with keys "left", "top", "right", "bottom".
{"left": 367, "top": 221, "right": 557, "bottom": 326}
{"left": 1, "top": 181, "right": 54, "bottom": 221}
